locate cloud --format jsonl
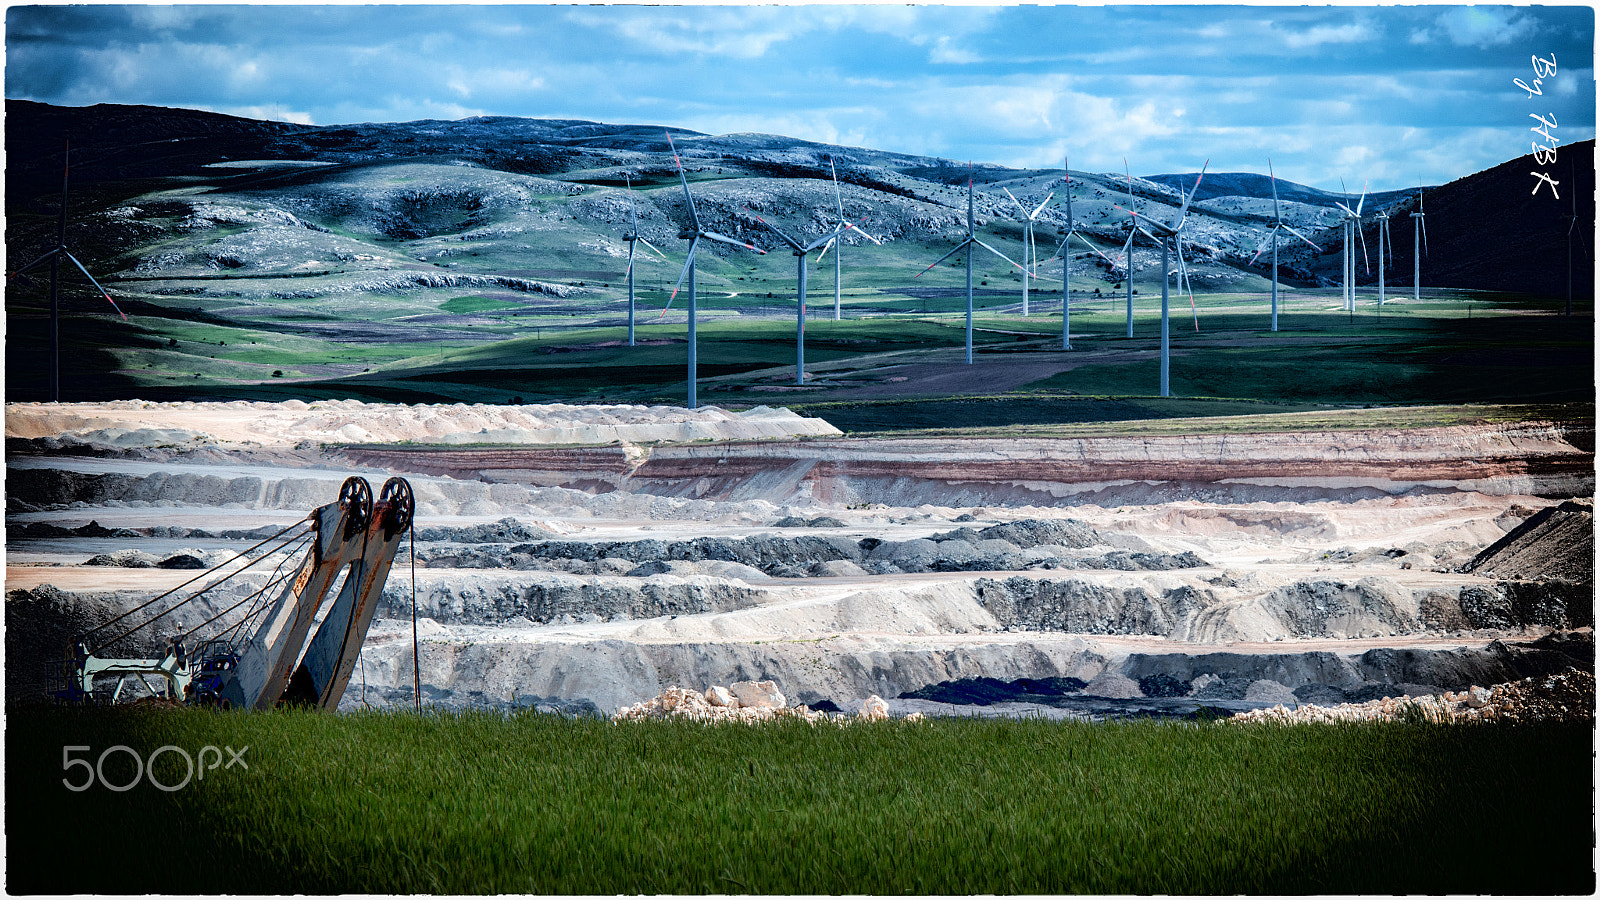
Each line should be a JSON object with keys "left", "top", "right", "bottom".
{"left": 929, "top": 36, "right": 981, "bottom": 65}
{"left": 564, "top": 8, "right": 803, "bottom": 59}
{"left": 1280, "top": 22, "right": 1373, "bottom": 50}
{"left": 218, "top": 104, "right": 315, "bottom": 125}
{"left": 445, "top": 67, "right": 546, "bottom": 100}
{"left": 1434, "top": 7, "right": 1536, "bottom": 48}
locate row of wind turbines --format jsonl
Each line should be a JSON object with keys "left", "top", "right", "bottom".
{"left": 625, "top": 133, "right": 1435, "bottom": 406}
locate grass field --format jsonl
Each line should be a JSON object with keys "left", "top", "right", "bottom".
{"left": 6, "top": 706, "right": 1592, "bottom": 895}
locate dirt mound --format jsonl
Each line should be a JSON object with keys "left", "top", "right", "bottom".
{"left": 612, "top": 684, "right": 912, "bottom": 723}
{"left": 415, "top": 518, "right": 558, "bottom": 543}
{"left": 400, "top": 522, "right": 1163, "bottom": 580}
{"left": 4, "top": 400, "right": 841, "bottom": 449}
{"left": 1231, "top": 667, "right": 1594, "bottom": 724}
{"left": 1465, "top": 499, "right": 1593, "bottom": 585}
{"left": 374, "top": 572, "right": 762, "bottom": 626}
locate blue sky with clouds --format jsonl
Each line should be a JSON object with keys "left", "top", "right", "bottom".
{"left": 6, "top": 4, "right": 1594, "bottom": 192}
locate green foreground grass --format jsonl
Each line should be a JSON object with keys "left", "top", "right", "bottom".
{"left": 6, "top": 706, "right": 1592, "bottom": 895}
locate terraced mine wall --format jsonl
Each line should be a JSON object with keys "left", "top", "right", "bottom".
{"left": 341, "top": 421, "right": 1596, "bottom": 506}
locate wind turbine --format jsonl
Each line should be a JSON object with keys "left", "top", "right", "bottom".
{"left": 1116, "top": 160, "right": 1208, "bottom": 397}
{"left": 1248, "top": 159, "right": 1321, "bottom": 331}
{"left": 1038, "top": 156, "right": 1117, "bottom": 349}
{"left": 811, "top": 157, "right": 874, "bottom": 321}
{"left": 1002, "top": 185, "right": 1052, "bottom": 317}
{"left": 657, "top": 131, "right": 766, "bottom": 409}
{"left": 744, "top": 204, "right": 873, "bottom": 385}
{"left": 617, "top": 176, "right": 669, "bottom": 347}
{"left": 1334, "top": 181, "right": 1369, "bottom": 312}
{"left": 1562, "top": 161, "right": 1586, "bottom": 317}
{"left": 1117, "top": 160, "right": 1139, "bottom": 338}
{"left": 8, "top": 141, "right": 128, "bottom": 401}
{"left": 1410, "top": 188, "right": 1428, "bottom": 303}
{"left": 1374, "top": 208, "right": 1394, "bottom": 307}
{"left": 913, "top": 164, "right": 1028, "bottom": 364}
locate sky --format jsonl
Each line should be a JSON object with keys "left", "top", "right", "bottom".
{"left": 5, "top": 3, "right": 1595, "bottom": 192}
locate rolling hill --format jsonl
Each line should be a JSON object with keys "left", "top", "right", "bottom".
{"left": 4, "top": 100, "right": 1590, "bottom": 405}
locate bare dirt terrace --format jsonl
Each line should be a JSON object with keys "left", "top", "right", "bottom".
{"left": 6, "top": 400, "right": 1593, "bottom": 718}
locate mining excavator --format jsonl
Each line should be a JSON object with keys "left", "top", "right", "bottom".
{"left": 59, "top": 475, "right": 414, "bottom": 711}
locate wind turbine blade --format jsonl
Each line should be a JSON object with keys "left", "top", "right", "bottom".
{"left": 637, "top": 236, "right": 671, "bottom": 261}
{"left": 1356, "top": 181, "right": 1368, "bottom": 216}
{"left": 625, "top": 239, "right": 637, "bottom": 281}
{"left": 744, "top": 206, "right": 803, "bottom": 252}
{"left": 914, "top": 240, "right": 971, "bottom": 278}
{"left": 1072, "top": 232, "right": 1116, "bottom": 265}
{"left": 815, "top": 237, "right": 835, "bottom": 265}
{"left": 1064, "top": 156, "right": 1075, "bottom": 231}
{"left": 702, "top": 230, "right": 766, "bottom": 253}
{"left": 843, "top": 221, "right": 883, "bottom": 245}
{"left": 1268, "top": 157, "right": 1281, "bottom": 222}
{"left": 1030, "top": 192, "right": 1053, "bottom": 220}
{"left": 665, "top": 130, "right": 700, "bottom": 232}
{"left": 803, "top": 226, "right": 849, "bottom": 253}
{"left": 829, "top": 157, "right": 846, "bottom": 220}
{"left": 1049, "top": 230, "right": 1071, "bottom": 260}
{"left": 1175, "top": 244, "right": 1199, "bottom": 332}
{"left": 1177, "top": 159, "right": 1208, "bottom": 222}
{"left": 1117, "top": 230, "right": 1136, "bottom": 272}
{"left": 1421, "top": 217, "right": 1428, "bottom": 256}
{"left": 1334, "top": 201, "right": 1355, "bottom": 217}
{"left": 973, "top": 238, "right": 1026, "bottom": 273}
{"left": 1281, "top": 224, "right": 1322, "bottom": 252}
{"left": 10, "top": 248, "right": 62, "bottom": 278}
{"left": 626, "top": 175, "right": 639, "bottom": 230}
{"left": 662, "top": 237, "right": 699, "bottom": 313}
{"left": 1358, "top": 224, "right": 1370, "bottom": 274}
{"left": 1250, "top": 228, "right": 1276, "bottom": 265}
{"left": 1002, "top": 186, "right": 1030, "bottom": 219}
{"left": 1114, "top": 203, "right": 1172, "bottom": 238}
{"left": 1136, "top": 225, "right": 1162, "bottom": 244}
{"left": 1124, "top": 158, "right": 1135, "bottom": 205}
{"left": 63, "top": 251, "right": 128, "bottom": 321}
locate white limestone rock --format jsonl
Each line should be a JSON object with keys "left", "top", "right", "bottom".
{"left": 729, "top": 680, "right": 785, "bottom": 709}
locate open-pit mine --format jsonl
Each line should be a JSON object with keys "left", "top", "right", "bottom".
{"left": 6, "top": 399, "right": 1593, "bottom": 719}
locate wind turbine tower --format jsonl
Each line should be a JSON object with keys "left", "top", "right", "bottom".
{"left": 811, "top": 157, "right": 867, "bottom": 321}
{"left": 914, "top": 164, "right": 1027, "bottom": 364}
{"left": 658, "top": 131, "right": 766, "bottom": 409}
{"left": 9, "top": 141, "right": 128, "bottom": 401}
{"left": 1334, "top": 182, "right": 1369, "bottom": 312}
{"left": 1120, "top": 161, "right": 1139, "bottom": 338}
{"left": 1249, "top": 159, "right": 1321, "bottom": 331}
{"left": 618, "top": 177, "right": 669, "bottom": 347}
{"left": 1410, "top": 189, "right": 1428, "bottom": 302}
{"left": 745, "top": 205, "right": 875, "bottom": 385}
{"left": 1374, "top": 209, "right": 1394, "bottom": 306}
{"left": 1042, "top": 156, "right": 1116, "bottom": 349}
{"left": 1003, "top": 185, "right": 1052, "bottom": 317}
{"left": 1118, "top": 161, "right": 1209, "bottom": 397}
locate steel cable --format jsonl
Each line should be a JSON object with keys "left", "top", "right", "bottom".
{"left": 215, "top": 532, "right": 316, "bottom": 646}
{"left": 183, "top": 530, "right": 316, "bottom": 646}
{"left": 82, "top": 517, "right": 312, "bottom": 653}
